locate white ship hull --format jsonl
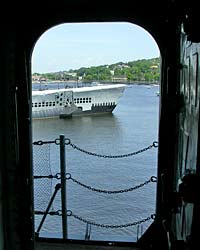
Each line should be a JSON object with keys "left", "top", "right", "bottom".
{"left": 32, "top": 84, "right": 126, "bottom": 119}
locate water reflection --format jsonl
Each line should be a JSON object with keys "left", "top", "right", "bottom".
{"left": 32, "top": 113, "right": 121, "bottom": 143}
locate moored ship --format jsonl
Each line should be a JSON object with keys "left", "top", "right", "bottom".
{"left": 32, "top": 84, "right": 126, "bottom": 119}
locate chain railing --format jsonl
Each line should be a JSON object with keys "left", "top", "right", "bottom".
{"left": 65, "top": 173, "right": 157, "bottom": 194}
{"left": 36, "top": 209, "right": 156, "bottom": 229}
{"left": 33, "top": 138, "right": 158, "bottom": 158}
{"left": 65, "top": 138, "right": 158, "bottom": 158}
{"left": 33, "top": 135, "right": 158, "bottom": 241}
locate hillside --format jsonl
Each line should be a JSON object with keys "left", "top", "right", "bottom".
{"left": 32, "top": 57, "right": 160, "bottom": 83}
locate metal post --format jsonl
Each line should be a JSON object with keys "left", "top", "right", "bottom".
{"left": 36, "top": 183, "right": 61, "bottom": 237}
{"left": 60, "top": 134, "right": 67, "bottom": 239}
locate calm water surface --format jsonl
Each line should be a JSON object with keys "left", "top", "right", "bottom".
{"left": 33, "top": 84, "right": 159, "bottom": 242}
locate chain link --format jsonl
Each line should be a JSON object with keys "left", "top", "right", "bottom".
{"left": 67, "top": 140, "right": 158, "bottom": 158}
{"left": 33, "top": 139, "right": 58, "bottom": 145}
{"left": 34, "top": 174, "right": 60, "bottom": 179}
{"left": 68, "top": 210, "right": 155, "bottom": 228}
{"left": 35, "top": 209, "right": 155, "bottom": 229}
{"left": 66, "top": 173, "right": 157, "bottom": 194}
{"left": 34, "top": 210, "right": 62, "bottom": 216}
{"left": 33, "top": 138, "right": 158, "bottom": 159}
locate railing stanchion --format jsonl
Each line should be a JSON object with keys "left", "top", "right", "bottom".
{"left": 60, "top": 134, "right": 67, "bottom": 239}
{"left": 35, "top": 183, "right": 61, "bottom": 237}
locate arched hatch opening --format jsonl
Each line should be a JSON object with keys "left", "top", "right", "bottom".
{"left": 2, "top": 2, "right": 200, "bottom": 250}
{"left": 31, "top": 21, "right": 161, "bottom": 243}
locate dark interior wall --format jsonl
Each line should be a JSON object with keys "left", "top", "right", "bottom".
{"left": 0, "top": 29, "right": 34, "bottom": 250}
{"left": 0, "top": 1, "right": 199, "bottom": 250}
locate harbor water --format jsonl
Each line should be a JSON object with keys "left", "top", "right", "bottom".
{"left": 32, "top": 83, "right": 159, "bottom": 242}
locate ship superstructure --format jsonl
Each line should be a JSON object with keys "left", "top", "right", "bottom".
{"left": 32, "top": 84, "right": 126, "bottom": 118}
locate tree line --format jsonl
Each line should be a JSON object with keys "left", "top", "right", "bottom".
{"left": 33, "top": 57, "right": 160, "bottom": 83}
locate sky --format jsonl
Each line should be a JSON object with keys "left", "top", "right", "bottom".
{"left": 32, "top": 22, "right": 160, "bottom": 74}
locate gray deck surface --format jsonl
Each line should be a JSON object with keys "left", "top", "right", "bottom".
{"left": 35, "top": 242, "right": 143, "bottom": 250}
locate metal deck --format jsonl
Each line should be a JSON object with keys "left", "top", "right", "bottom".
{"left": 35, "top": 241, "right": 143, "bottom": 250}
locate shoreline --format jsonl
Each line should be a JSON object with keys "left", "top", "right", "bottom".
{"left": 32, "top": 80, "right": 159, "bottom": 86}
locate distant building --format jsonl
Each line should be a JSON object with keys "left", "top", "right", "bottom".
{"left": 67, "top": 72, "right": 77, "bottom": 77}
{"left": 150, "top": 65, "right": 158, "bottom": 69}
{"left": 39, "top": 77, "right": 47, "bottom": 82}
{"left": 110, "top": 70, "right": 115, "bottom": 76}
{"left": 32, "top": 75, "right": 48, "bottom": 82}
{"left": 32, "top": 74, "right": 40, "bottom": 82}
{"left": 116, "top": 63, "right": 130, "bottom": 69}
{"left": 112, "top": 76, "right": 127, "bottom": 82}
